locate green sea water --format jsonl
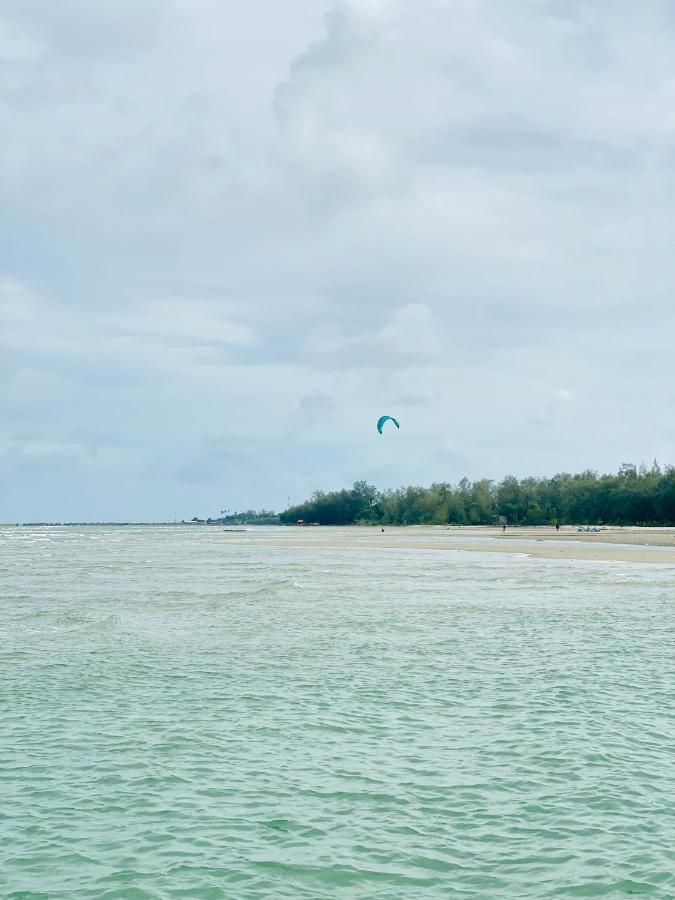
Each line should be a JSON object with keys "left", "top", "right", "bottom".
{"left": 1, "top": 526, "right": 675, "bottom": 898}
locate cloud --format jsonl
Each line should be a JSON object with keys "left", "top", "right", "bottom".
{"left": 2, "top": 0, "right": 675, "bottom": 518}
{"left": 106, "top": 299, "right": 256, "bottom": 348}
{"left": 298, "top": 390, "right": 337, "bottom": 425}
{"left": 1, "top": 0, "right": 165, "bottom": 62}
{"left": 303, "top": 303, "right": 444, "bottom": 368}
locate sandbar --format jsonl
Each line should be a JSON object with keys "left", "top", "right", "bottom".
{"left": 242, "top": 525, "right": 675, "bottom": 564}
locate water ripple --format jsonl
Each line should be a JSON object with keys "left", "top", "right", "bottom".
{"left": 1, "top": 526, "right": 675, "bottom": 897}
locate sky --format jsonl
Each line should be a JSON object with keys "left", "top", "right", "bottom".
{"left": 2, "top": 0, "right": 674, "bottom": 521}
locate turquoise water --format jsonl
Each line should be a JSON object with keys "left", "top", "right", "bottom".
{"left": 2, "top": 526, "right": 675, "bottom": 898}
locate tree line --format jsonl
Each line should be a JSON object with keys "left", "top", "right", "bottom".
{"left": 192, "top": 510, "right": 281, "bottom": 525}
{"left": 279, "top": 463, "right": 675, "bottom": 526}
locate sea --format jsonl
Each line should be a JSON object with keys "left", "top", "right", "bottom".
{"left": 1, "top": 525, "right": 675, "bottom": 898}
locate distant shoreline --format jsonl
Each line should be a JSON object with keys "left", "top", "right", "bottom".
{"left": 5, "top": 522, "right": 675, "bottom": 563}
{"left": 3, "top": 522, "right": 192, "bottom": 527}
{"left": 5, "top": 522, "right": 675, "bottom": 537}
{"left": 241, "top": 524, "right": 675, "bottom": 564}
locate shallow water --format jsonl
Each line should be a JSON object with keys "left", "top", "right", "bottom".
{"left": 1, "top": 526, "right": 675, "bottom": 898}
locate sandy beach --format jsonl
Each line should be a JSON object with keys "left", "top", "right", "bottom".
{"left": 245, "top": 525, "right": 675, "bottom": 563}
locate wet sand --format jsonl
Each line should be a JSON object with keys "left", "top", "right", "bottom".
{"left": 245, "top": 525, "right": 675, "bottom": 564}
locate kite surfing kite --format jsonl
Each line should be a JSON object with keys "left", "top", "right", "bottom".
{"left": 377, "top": 415, "right": 400, "bottom": 434}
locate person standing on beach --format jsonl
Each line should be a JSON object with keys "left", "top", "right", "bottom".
{"left": 556, "top": 523, "right": 560, "bottom": 532}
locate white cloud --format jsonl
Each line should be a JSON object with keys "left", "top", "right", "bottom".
{"left": 302, "top": 303, "right": 443, "bottom": 367}
{"left": 106, "top": 299, "right": 256, "bottom": 347}
{"left": 2, "top": 0, "right": 675, "bottom": 518}
{"left": 0, "top": 16, "right": 42, "bottom": 61}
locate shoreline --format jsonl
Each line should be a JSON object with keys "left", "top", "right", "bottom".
{"left": 242, "top": 525, "right": 675, "bottom": 564}
{"left": 5, "top": 522, "right": 675, "bottom": 563}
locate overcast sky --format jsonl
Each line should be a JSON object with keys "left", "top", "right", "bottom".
{"left": 2, "top": 0, "right": 674, "bottom": 521}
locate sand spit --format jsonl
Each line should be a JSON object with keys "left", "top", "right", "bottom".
{"left": 242, "top": 525, "right": 675, "bottom": 564}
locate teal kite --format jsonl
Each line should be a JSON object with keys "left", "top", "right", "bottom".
{"left": 377, "top": 415, "right": 400, "bottom": 434}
